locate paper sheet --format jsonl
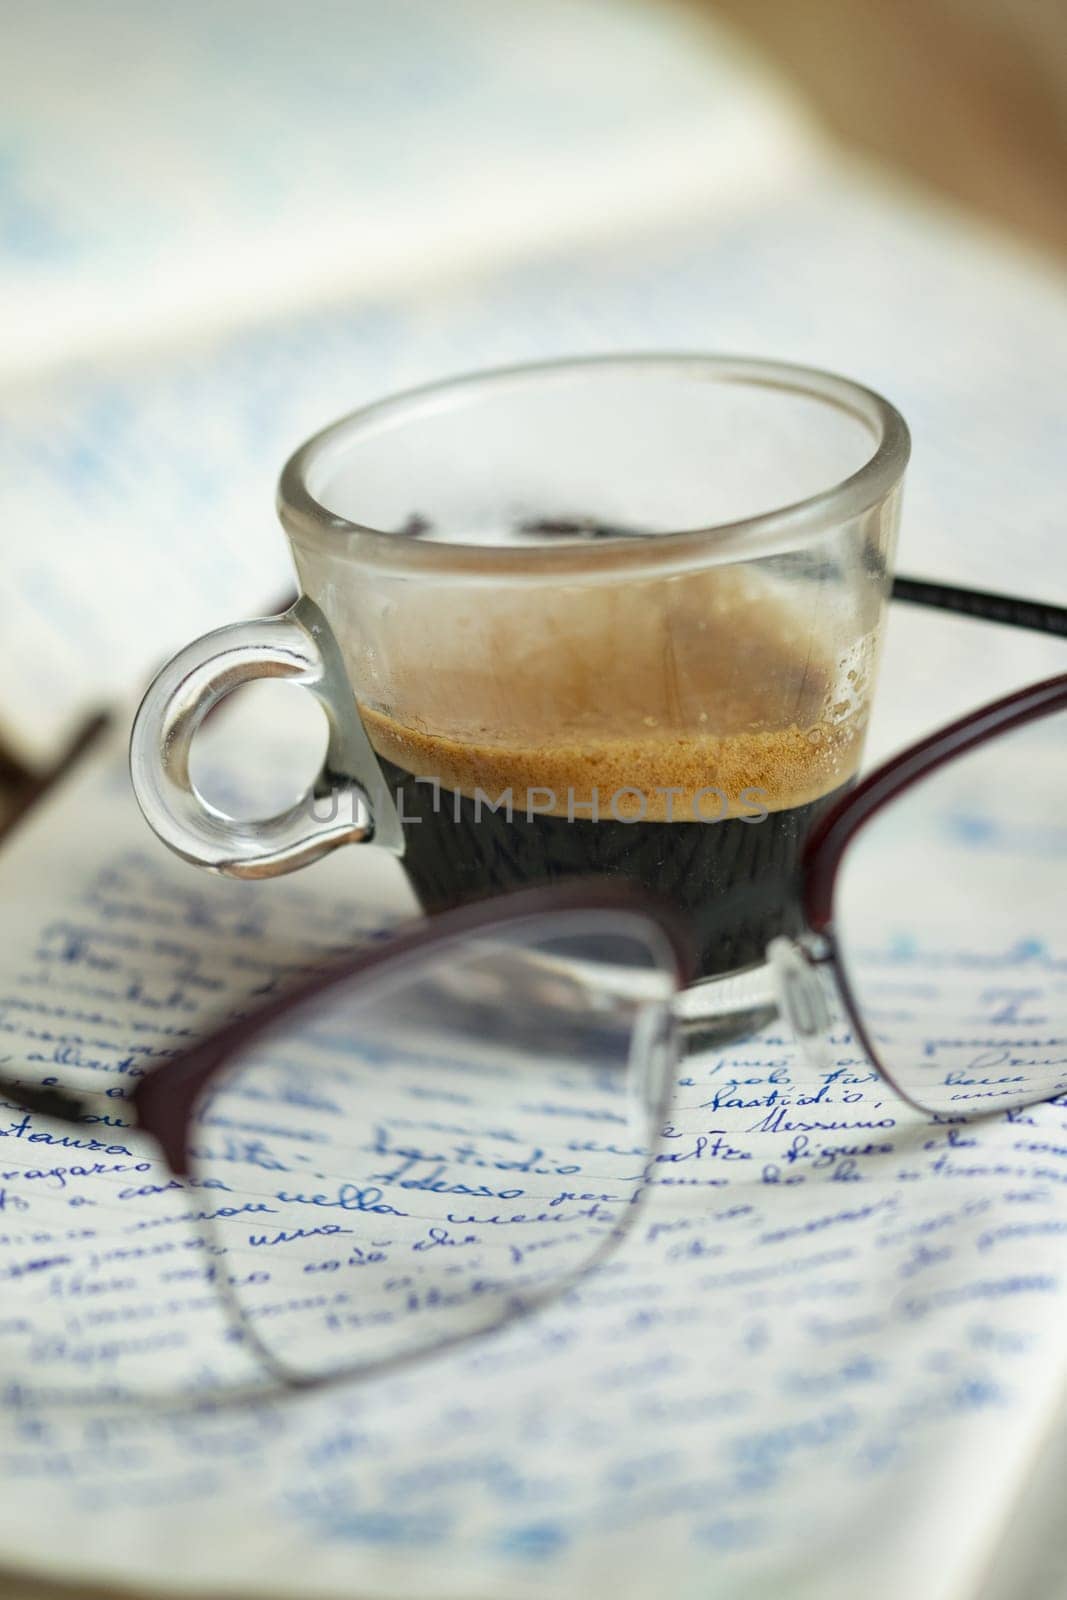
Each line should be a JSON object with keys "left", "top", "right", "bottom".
{"left": 0, "top": 675, "right": 1064, "bottom": 1600}
{"left": 2, "top": 157, "right": 1065, "bottom": 769}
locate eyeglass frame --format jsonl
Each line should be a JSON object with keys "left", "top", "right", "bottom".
{"left": 0, "top": 573, "right": 1063, "bottom": 1390}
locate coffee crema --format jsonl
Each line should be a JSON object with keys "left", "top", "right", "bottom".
{"left": 352, "top": 564, "right": 875, "bottom": 977}
{"left": 360, "top": 709, "right": 860, "bottom": 821}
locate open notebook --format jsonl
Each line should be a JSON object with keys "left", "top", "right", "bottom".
{"left": 0, "top": 633, "right": 1064, "bottom": 1600}
{"left": 1, "top": 3, "right": 1066, "bottom": 1596}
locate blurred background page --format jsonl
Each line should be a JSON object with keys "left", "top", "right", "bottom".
{"left": 0, "top": 0, "right": 1063, "bottom": 777}
{"left": 0, "top": 0, "right": 814, "bottom": 380}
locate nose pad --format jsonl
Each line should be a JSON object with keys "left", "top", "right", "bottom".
{"left": 767, "top": 936, "right": 834, "bottom": 1070}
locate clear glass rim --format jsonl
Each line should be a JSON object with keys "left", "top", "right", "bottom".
{"left": 277, "top": 352, "right": 911, "bottom": 580}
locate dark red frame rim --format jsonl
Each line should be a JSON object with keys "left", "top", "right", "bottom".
{"left": 131, "top": 878, "right": 697, "bottom": 1175}
{"left": 803, "top": 671, "right": 1067, "bottom": 931}
{"left": 801, "top": 671, "right": 1067, "bottom": 1116}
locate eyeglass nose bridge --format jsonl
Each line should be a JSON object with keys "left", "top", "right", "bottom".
{"left": 767, "top": 934, "right": 835, "bottom": 1071}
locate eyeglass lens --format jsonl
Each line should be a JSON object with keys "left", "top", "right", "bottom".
{"left": 833, "top": 707, "right": 1065, "bottom": 1116}
{"left": 187, "top": 912, "right": 677, "bottom": 1381}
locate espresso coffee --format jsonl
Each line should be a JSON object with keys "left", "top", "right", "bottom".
{"left": 356, "top": 563, "right": 872, "bottom": 979}
{"left": 375, "top": 750, "right": 846, "bottom": 977}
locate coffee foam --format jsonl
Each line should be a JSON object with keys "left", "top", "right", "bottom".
{"left": 362, "top": 711, "right": 860, "bottom": 820}
{"left": 355, "top": 566, "right": 873, "bottom": 820}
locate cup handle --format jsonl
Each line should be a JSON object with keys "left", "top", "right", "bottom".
{"left": 129, "top": 594, "right": 404, "bottom": 877}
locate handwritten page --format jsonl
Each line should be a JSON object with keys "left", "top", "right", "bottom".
{"left": 2, "top": 151, "right": 1065, "bottom": 770}
{"left": 0, "top": 690, "right": 1064, "bottom": 1600}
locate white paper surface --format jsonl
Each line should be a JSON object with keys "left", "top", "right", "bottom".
{"left": 0, "top": 682, "right": 1063, "bottom": 1600}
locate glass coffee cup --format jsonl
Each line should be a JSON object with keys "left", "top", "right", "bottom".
{"left": 130, "top": 355, "right": 909, "bottom": 984}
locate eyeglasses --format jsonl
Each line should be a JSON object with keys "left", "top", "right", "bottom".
{"left": 4, "top": 577, "right": 1064, "bottom": 1393}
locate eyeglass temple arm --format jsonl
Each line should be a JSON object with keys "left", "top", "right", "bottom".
{"left": 0, "top": 1077, "right": 127, "bottom": 1127}
{"left": 892, "top": 575, "right": 1067, "bottom": 637}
